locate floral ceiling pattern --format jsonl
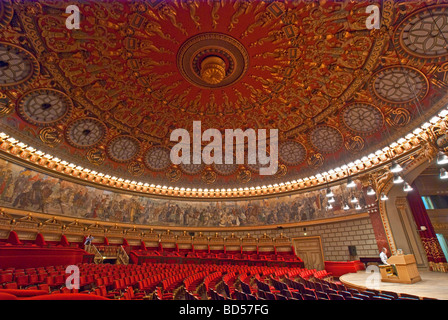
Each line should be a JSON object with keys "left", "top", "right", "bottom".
{"left": 0, "top": 0, "right": 448, "bottom": 190}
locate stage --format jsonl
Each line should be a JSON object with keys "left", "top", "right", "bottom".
{"left": 340, "top": 270, "right": 448, "bottom": 300}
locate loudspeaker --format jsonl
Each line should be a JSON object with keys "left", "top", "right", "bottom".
{"left": 348, "top": 245, "right": 357, "bottom": 256}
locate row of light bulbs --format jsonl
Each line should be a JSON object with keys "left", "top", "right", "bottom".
{"left": 325, "top": 150, "right": 448, "bottom": 211}
{"left": 437, "top": 151, "right": 448, "bottom": 179}
{"left": 0, "top": 107, "right": 447, "bottom": 199}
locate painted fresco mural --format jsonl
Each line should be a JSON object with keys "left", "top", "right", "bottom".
{"left": 0, "top": 158, "right": 366, "bottom": 227}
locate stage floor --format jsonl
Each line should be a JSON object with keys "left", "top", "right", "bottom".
{"left": 340, "top": 270, "right": 448, "bottom": 300}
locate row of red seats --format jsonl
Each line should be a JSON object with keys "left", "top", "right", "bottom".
{"left": 1, "top": 261, "right": 310, "bottom": 300}
{"left": 132, "top": 249, "right": 301, "bottom": 263}
{"left": 299, "top": 268, "right": 317, "bottom": 279}
{"left": 204, "top": 272, "right": 222, "bottom": 292}
{"left": 184, "top": 271, "right": 207, "bottom": 293}
{"left": 313, "top": 270, "right": 332, "bottom": 279}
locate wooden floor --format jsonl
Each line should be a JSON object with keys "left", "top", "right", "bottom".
{"left": 340, "top": 270, "right": 448, "bottom": 300}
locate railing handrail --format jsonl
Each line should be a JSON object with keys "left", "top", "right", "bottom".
{"left": 86, "top": 244, "right": 104, "bottom": 264}
{"left": 118, "top": 245, "right": 129, "bottom": 265}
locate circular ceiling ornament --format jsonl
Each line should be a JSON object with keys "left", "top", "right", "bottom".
{"left": 341, "top": 103, "right": 384, "bottom": 136}
{"left": 39, "top": 127, "right": 62, "bottom": 148}
{"left": 370, "top": 66, "right": 428, "bottom": 105}
{"left": 309, "top": 125, "right": 344, "bottom": 154}
{"left": 279, "top": 140, "right": 306, "bottom": 166}
{"left": 106, "top": 135, "right": 140, "bottom": 163}
{"left": 86, "top": 148, "right": 106, "bottom": 165}
{"left": 17, "top": 88, "right": 73, "bottom": 126}
{"left": 307, "top": 152, "right": 324, "bottom": 168}
{"left": 201, "top": 168, "right": 217, "bottom": 184}
{"left": 344, "top": 134, "right": 365, "bottom": 154}
{"left": 213, "top": 161, "right": 238, "bottom": 176}
{"left": 236, "top": 169, "right": 251, "bottom": 183}
{"left": 144, "top": 146, "right": 171, "bottom": 171}
{"left": 177, "top": 32, "right": 249, "bottom": 89}
{"left": 165, "top": 167, "right": 182, "bottom": 182}
{"left": 180, "top": 162, "right": 205, "bottom": 175}
{"left": 0, "top": 42, "right": 39, "bottom": 88}
{"left": 396, "top": 5, "right": 448, "bottom": 61}
{"left": 65, "top": 117, "right": 107, "bottom": 149}
{"left": 127, "top": 161, "right": 145, "bottom": 177}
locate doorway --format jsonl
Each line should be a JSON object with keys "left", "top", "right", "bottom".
{"left": 292, "top": 236, "right": 325, "bottom": 270}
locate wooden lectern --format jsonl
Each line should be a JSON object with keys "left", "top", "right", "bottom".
{"left": 379, "top": 254, "right": 421, "bottom": 284}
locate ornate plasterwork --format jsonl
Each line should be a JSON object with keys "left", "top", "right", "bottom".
{"left": 0, "top": 1, "right": 447, "bottom": 190}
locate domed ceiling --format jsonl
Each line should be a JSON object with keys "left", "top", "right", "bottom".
{"left": 0, "top": 0, "right": 448, "bottom": 190}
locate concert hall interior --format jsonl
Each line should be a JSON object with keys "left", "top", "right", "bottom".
{"left": 0, "top": 0, "right": 448, "bottom": 302}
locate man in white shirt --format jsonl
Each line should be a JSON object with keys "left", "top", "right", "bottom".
{"left": 380, "top": 247, "right": 389, "bottom": 265}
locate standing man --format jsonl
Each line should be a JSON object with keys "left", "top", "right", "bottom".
{"left": 84, "top": 234, "right": 94, "bottom": 252}
{"left": 380, "top": 247, "right": 389, "bottom": 265}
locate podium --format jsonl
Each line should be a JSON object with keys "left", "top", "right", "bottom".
{"left": 379, "top": 254, "right": 421, "bottom": 284}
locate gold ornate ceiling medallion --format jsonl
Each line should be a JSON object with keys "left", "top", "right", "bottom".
{"left": 177, "top": 32, "right": 249, "bottom": 89}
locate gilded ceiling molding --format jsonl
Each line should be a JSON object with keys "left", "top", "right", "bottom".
{"left": 1, "top": 1, "right": 448, "bottom": 195}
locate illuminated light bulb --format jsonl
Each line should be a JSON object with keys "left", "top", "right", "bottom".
{"left": 367, "top": 186, "right": 376, "bottom": 196}
{"left": 403, "top": 182, "right": 413, "bottom": 192}
{"left": 440, "top": 168, "right": 448, "bottom": 180}
{"left": 347, "top": 177, "right": 356, "bottom": 188}
{"left": 393, "top": 175, "right": 404, "bottom": 184}
{"left": 390, "top": 161, "right": 403, "bottom": 173}
{"left": 437, "top": 152, "right": 448, "bottom": 165}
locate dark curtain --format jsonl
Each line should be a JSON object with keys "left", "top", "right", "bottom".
{"left": 407, "top": 183, "right": 447, "bottom": 272}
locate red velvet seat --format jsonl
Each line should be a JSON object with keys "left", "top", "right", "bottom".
{"left": 0, "top": 273, "right": 13, "bottom": 284}
{"left": 38, "top": 283, "right": 50, "bottom": 293}
{"left": 16, "top": 275, "right": 29, "bottom": 288}
{"left": 3, "top": 282, "right": 18, "bottom": 290}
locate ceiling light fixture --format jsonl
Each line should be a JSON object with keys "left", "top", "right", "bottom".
{"left": 390, "top": 161, "right": 403, "bottom": 173}
{"left": 328, "top": 197, "right": 335, "bottom": 203}
{"left": 326, "top": 188, "right": 334, "bottom": 198}
{"left": 440, "top": 168, "right": 448, "bottom": 180}
{"left": 380, "top": 193, "right": 388, "bottom": 201}
{"left": 347, "top": 177, "right": 356, "bottom": 188}
{"left": 367, "top": 186, "right": 376, "bottom": 196}
{"left": 403, "top": 182, "right": 413, "bottom": 192}
{"left": 350, "top": 195, "right": 358, "bottom": 203}
{"left": 343, "top": 203, "right": 350, "bottom": 211}
{"left": 437, "top": 152, "right": 448, "bottom": 165}
{"left": 393, "top": 174, "right": 404, "bottom": 184}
